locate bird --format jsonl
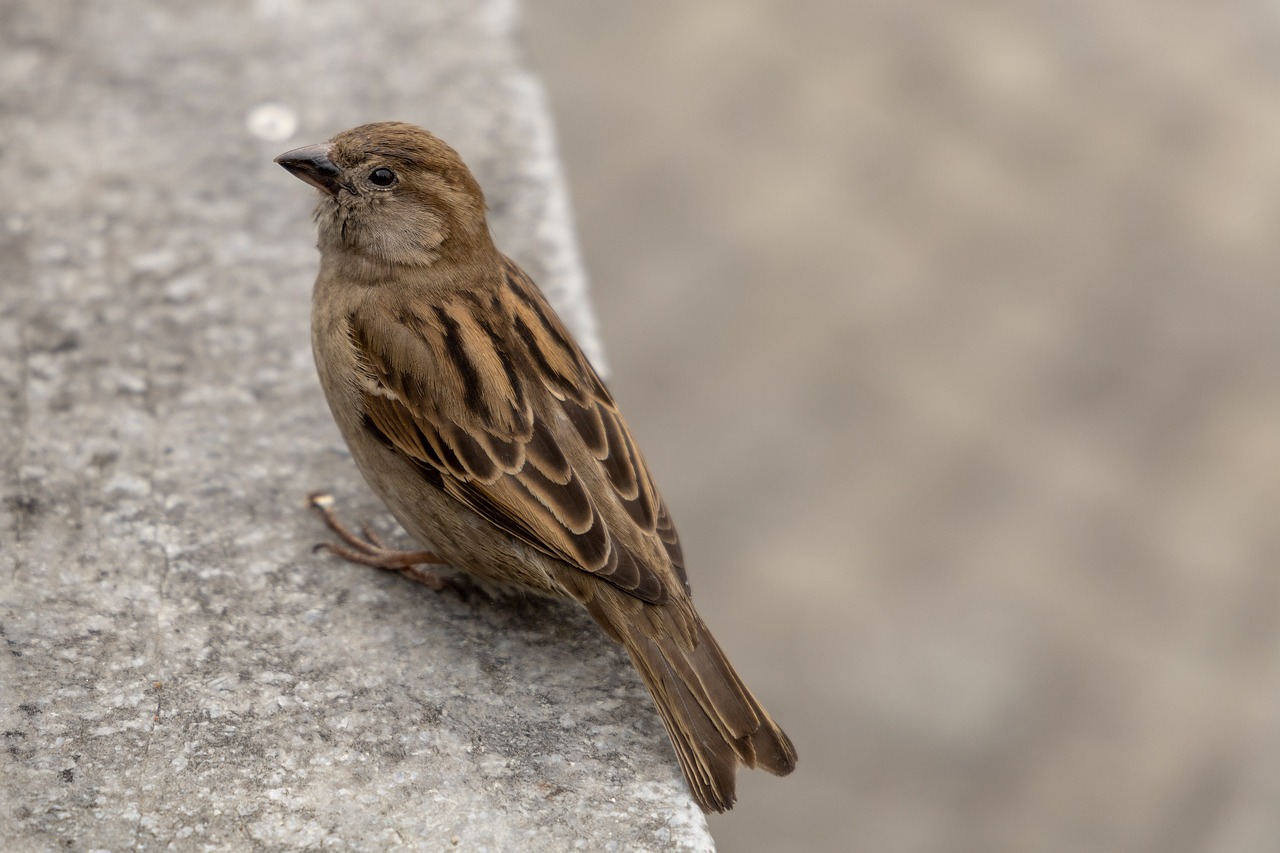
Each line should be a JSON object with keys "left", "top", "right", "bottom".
{"left": 275, "top": 122, "right": 796, "bottom": 812}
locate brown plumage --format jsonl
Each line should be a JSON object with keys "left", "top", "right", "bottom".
{"left": 276, "top": 122, "right": 796, "bottom": 811}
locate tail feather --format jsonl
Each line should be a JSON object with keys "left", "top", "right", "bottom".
{"left": 572, "top": 579, "right": 797, "bottom": 812}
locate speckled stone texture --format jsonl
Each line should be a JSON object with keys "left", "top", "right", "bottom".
{"left": 0, "top": 1, "right": 711, "bottom": 850}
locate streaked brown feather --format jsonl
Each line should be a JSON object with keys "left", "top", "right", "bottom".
{"left": 563, "top": 398, "right": 608, "bottom": 457}
{"left": 524, "top": 421, "right": 572, "bottom": 483}
{"left": 655, "top": 499, "right": 689, "bottom": 591}
{"left": 346, "top": 256, "right": 678, "bottom": 605}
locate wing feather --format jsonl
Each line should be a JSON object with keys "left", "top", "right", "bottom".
{"left": 347, "top": 257, "right": 684, "bottom": 604}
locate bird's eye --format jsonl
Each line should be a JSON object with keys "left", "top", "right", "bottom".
{"left": 369, "top": 167, "right": 397, "bottom": 187}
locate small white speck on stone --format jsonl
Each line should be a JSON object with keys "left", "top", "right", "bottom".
{"left": 105, "top": 473, "right": 152, "bottom": 498}
{"left": 40, "top": 241, "right": 70, "bottom": 263}
{"left": 131, "top": 248, "right": 179, "bottom": 274}
{"left": 247, "top": 103, "right": 299, "bottom": 142}
{"left": 164, "top": 273, "right": 204, "bottom": 303}
{"left": 115, "top": 373, "right": 148, "bottom": 395}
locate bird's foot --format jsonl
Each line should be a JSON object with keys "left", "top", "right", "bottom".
{"left": 306, "top": 491, "right": 459, "bottom": 593}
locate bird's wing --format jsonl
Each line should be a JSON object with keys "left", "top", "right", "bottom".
{"left": 348, "top": 256, "right": 686, "bottom": 604}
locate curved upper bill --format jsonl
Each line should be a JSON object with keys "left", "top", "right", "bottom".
{"left": 275, "top": 143, "right": 342, "bottom": 196}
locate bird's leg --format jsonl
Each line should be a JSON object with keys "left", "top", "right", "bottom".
{"left": 306, "top": 492, "right": 455, "bottom": 592}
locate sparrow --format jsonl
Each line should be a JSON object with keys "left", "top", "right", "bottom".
{"left": 275, "top": 122, "right": 796, "bottom": 812}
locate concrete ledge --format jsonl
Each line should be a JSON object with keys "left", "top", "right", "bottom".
{"left": 0, "top": 1, "right": 710, "bottom": 849}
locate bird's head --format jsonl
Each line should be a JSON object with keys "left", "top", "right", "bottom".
{"left": 276, "top": 122, "right": 491, "bottom": 267}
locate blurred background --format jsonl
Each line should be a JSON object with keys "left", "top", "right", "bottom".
{"left": 525, "top": 2, "right": 1280, "bottom": 851}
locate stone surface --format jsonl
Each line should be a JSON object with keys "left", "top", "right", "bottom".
{"left": 0, "top": 1, "right": 709, "bottom": 850}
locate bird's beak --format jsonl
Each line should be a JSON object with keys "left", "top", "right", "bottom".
{"left": 275, "top": 143, "right": 343, "bottom": 196}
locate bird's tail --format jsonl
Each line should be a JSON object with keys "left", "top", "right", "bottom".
{"left": 571, "top": 580, "right": 797, "bottom": 812}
